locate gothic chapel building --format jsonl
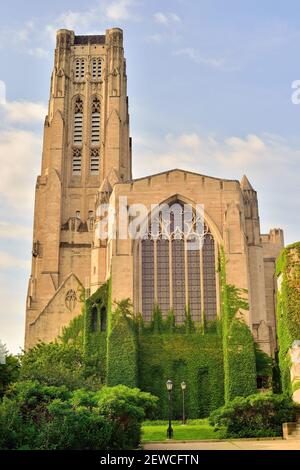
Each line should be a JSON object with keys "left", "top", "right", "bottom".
{"left": 25, "top": 28, "right": 284, "bottom": 356}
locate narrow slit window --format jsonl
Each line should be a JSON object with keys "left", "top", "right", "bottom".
{"left": 92, "top": 58, "right": 102, "bottom": 80}
{"left": 91, "top": 97, "right": 100, "bottom": 144}
{"left": 90, "top": 148, "right": 100, "bottom": 174}
{"left": 74, "top": 97, "right": 83, "bottom": 145}
{"left": 72, "top": 148, "right": 82, "bottom": 175}
{"left": 75, "top": 59, "right": 85, "bottom": 79}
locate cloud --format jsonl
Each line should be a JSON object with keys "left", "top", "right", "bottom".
{"left": 0, "top": 222, "right": 32, "bottom": 240}
{"left": 45, "top": 0, "right": 139, "bottom": 42}
{"left": 133, "top": 131, "right": 300, "bottom": 243}
{"left": 154, "top": 12, "right": 181, "bottom": 25}
{"left": 0, "top": 129, "right": 42, "bottom": 211}
{"left": 174, "top": 48, "right": 229, "bottom": 69}
{"left": 28, "top": 47, "right": 50, "bottom": 59}
{"left": 1, "top": 101, "right": 47, "bottom": 124}
{"left": 0, "top": 251, "right": 30, "bottom": 270}
{"left": 0, "top": 80, "right": 6, "bottom": 105}
{"left": 0, "top": 282, "right": 26, "bottom": 354}
{"left": 106, "top": 0, "right": 138, "bottom": 21}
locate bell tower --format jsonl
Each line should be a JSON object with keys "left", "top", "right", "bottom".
{"left": 25, "top": 28, "right": 131, "bottom": 349}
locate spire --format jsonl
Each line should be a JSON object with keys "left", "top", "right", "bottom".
{"left": 240, "top": 174, "right": 254, "bottom": 191}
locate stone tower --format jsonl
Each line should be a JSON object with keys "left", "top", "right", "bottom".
{"left": 25, "top": 28, "right": 131, "bottom": 349}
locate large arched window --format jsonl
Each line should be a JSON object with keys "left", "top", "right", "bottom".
{"left": 140, "top": 201, "right": 218, "bottom": 323}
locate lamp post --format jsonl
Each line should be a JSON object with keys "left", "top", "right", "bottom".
{"left": 181, "top": 381, "right": 187, "bottom": 425}
{"left": 166, "top": 379, "right": 173, "bottom": 439}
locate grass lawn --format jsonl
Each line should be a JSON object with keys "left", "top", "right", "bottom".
{"left": 142, "top": 419, "right": 221, "bottom": 442}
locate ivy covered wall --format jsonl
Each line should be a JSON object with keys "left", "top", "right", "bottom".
{"left": 219, "top": 248, "right": 257, "bottom": 402}
{"left": 77, "top": 246, "right": 258, "bottom": 418}
{"left": 83, "top": 283, "right": 108, "bottom": 383}
{"left": 276, "top": 242, "right": 300, "bottom": 394}
{"left": 138, "top": 327, "right": 224, "bottom": 419}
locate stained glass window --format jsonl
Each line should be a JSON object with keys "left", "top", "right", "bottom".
{"left": 140, "top": 202, "right": 218, "bottom": 324}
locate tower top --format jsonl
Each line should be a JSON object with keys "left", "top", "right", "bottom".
{"left": 55, "top": 27, "right": 123, "bottom": 48}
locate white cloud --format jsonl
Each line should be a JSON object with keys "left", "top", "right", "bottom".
{"left": 45, "top": 0, "right": 139, "bottom": 42}
{"left": 174, "top": 48, "right": 228, "bottom": 69}
{"left": 0, "top": 222, "right": 32, "bottom": 240}
{"left": 133, "top": 131, "right": 300, "bottom": 243}
{"left": 28, "top": 47, "right": 50, "bottom": 59}
{"left": 0, "top": 80, "right": 6, "bottom": 105}
{"left": 0, "top": 251, "right": 30, "bottom": 269}
{"left": 0, "top": 283, "right": 26, "bottom": 354}
{"left": 0, "top": 129, "right": 42, "bottom": 211}
{"left": 1, "top": 100, "right": 47, "bottom": 124}
{"left": 106, "top": 0, "right": 138, "bottom": 21}
{"left": 154, "top": 12, "right": 181, "bottom": 25}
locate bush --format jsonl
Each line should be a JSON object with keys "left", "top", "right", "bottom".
{"left": 0, "top": 355, "right": 20, "bottom": 398}
{"left": 0, "top": 381, "right": 157, "bottom": 450}
{"left": 209, "top": 393, "right": 295, "bottom": 438}
{"left": 20, "top": 342, "right": 101, "bottom": 390}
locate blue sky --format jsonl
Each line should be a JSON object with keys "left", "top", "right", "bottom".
{"left": 0, "top": 0, "right": 300, "bottom": 353}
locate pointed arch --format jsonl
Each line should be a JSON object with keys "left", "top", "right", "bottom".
{"left": 133, "top": 194, "right": 222, "bottom": 324}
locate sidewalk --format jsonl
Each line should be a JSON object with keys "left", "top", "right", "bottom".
{"left": 144, "top": 438, "right": 300, "bottom": 450}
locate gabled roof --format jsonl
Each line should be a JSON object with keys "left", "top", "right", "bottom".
{"left": 128, "top": 168, "right": 239, "bottom": 184}
{"left": 30, "top": 273, "right": 83, "bottom": 326}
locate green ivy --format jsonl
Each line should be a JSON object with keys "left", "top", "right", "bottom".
{"left": 82, "top": 283, "right": 108, "bottom": 382}
{"left": 138, "top": 330, "right": 224, "bottom": 419}
{"left": 106, "top": 299, "right": 138, "bottom": 388}
{"left": 219, "top": 247, "right": 257, "bottom": 402}
{"left": 276, "top": 242, "right": 300, "bottom": 395}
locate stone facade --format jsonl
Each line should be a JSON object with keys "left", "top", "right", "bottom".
{"left": 25, "top": 28, "right": 283, "bottom": 355}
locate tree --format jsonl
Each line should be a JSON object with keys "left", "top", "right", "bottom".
{"left": 0, "top": 354, "right": 20, "bottom": 398}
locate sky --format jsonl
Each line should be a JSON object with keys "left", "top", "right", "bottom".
{"left": 0, "top": 0, "right": 300, "bottom": 354}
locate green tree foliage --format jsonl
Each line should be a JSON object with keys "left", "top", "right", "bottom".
{"left": 0, "top": 354, "right": 20, "bottom": 398}
{"left": 19, "top": 342, "right": 101, "bottom": 390}
{"left": 0, "top": 381, "right": 157, "bottom": 450}
{"left": 209, "top": 393, "right": 295, "bottom": 438}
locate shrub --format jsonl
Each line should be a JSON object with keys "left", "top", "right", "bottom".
{"left": 209, "top": 393, "right": 295, "bottom": 438}
{"left": 0, "top": 381, "right": 157, "bottom": 450}
{"left": 20, "top": 342, "right": 101, "bottom": 390}
{"left": 0, "top": 355, "right": 20, "bottom": 398}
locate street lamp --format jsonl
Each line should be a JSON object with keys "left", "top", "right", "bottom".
{"left": 166, "top": 379, "right": 173, "bottom": 439}
{"left": 181, "top": 381, "right": 187, "bottom": 425}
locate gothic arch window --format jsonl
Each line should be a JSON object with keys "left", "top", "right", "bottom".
{"left": 91, "top": 97, "right": 101, "bottom": 144}
{"left": 75, "top": 58, "right": 85, "bottom": 79}
{"left": 72, "top": 148, "right": 82, "bottom": 174}
{"left": 100, "top": 306, "right": 107, "bottom": 332}
{"left": 90, "top": 148, "right": 100, "bottom": 174}
{"left": 91, "top": 306, "right": 98, "bottom": 332}
{"left": 72, "top": 96, "right": 84, "bottom": 174}
{"left": 73, "top": 96, "right": 84, "bottom": 145}
{"left": 65, "top": 290, "right": 77, "bottom": 311}
{"left": 140, "top": 201, "right": 218, "bottom": 323}
{"left": 91, "top": 58, "right": 102, "bottom": 80}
